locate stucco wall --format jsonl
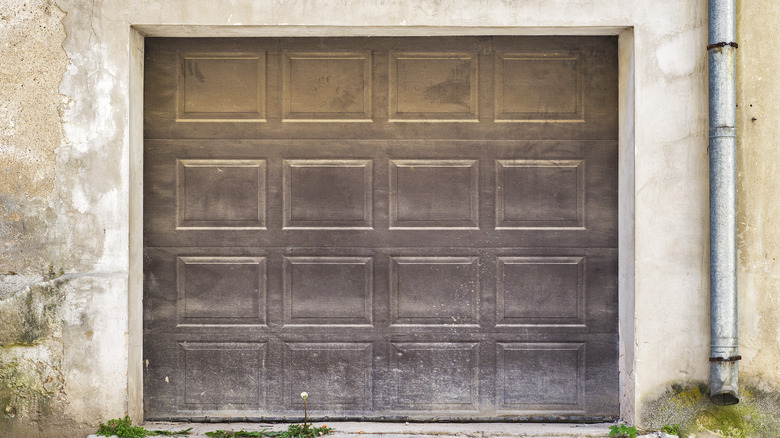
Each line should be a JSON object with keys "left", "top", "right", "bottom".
{"left": 2, "top": 0, "right": 775, "bottom": 435}
{"left": 0, "top": 0, "right": 128, "bottom": 436}
{"left": 736, "top": 0, "right": 780, "bottom": 392}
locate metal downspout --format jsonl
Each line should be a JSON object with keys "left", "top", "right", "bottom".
{"left": 708, "top": 0, "right": 740, "bottom": 406}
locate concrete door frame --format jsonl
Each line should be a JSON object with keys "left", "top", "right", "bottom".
{"left": 127, "top": 25, "right": 636, "bottom": 423}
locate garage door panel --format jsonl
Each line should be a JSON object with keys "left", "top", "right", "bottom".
{"left": 390, "top": 159, "right": 480, "bottom": 229}
{"left": 582, "top": 335, "right": 621, "bottom": 415}
{"left": 145, "top": 140, "right": 615, "bottom": 249}
{"left": 145, "top": 37, "right": 616, "bottom": 141}
{"left": 582, "top": 251, "right": 620, "bottom": 334}
{"left": 282, "top": 51, "right": 372, "bottom": 121}
{"left": 283, "top": 159, "right": 373, "bottom": 229}
{"left": 145, "top": 36, "right": 618, "bottom": 420}
{"left": 176, "top": 256, "right": 267, "bottom": 326}
{"left": 389, "top": 256, "right": 480, "bottom": 325}
{"left": 495, "top": 159, "right": 585, "bottom": 229}
{"left": 176, "top": 159, "right": 267, "bottom": 229}
{"left": 388, "top": 51, "right": 479, "bottom": 121}
{"left": 496, "top": 256, "right": 586, "bottom": 327}
{"left": 496, "top": 342, "right": 585, "bottom": 411}
{"left": 177, "top": 52, "right": 267, "bottom": 122}
{"left": 283, "top": 342, "right": 373, "bottom": 410}
{"left": 145, "top": 246, "right": 616, "bottom": 331}
{"left": 179, "top": 342, "right": 267, "bottom": 410}
{"left": 388, "top": 342, "right": 480, "bottom": 410}
{"left": 283, "top": 256, "right": 373, "bottom": 326}
{"left": 143, "top": 335, "right": 179, "bottom": 418}
{"left": 495, "top": 52, "right": 583, "bottom": 122}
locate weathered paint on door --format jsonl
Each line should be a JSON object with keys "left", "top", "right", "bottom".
{"left": 143, "top": 36, "right": 619, "bottom": 421}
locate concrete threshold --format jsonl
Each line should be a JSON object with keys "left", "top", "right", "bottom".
{"left": 88, "top": 421, "right": 620, "bottom": 438}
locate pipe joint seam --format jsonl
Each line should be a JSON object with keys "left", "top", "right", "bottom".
{"left": 709, "top": 127, "right": 737, "bottom": 137}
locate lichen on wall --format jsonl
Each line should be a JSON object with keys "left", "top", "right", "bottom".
{"left": 641, "top": 381, "right": 780, "bottom": 438}
{"left": 0, "top": 267, "right": 67, "bottom": 347}
{"left": 0, "top": 343, "right": 67, "bottom": 424}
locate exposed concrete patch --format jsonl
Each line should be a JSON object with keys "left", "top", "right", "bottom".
{"left": 0, "top": 0, "right": 68, "bottom": 274}
{"left": 0, "top": 8, "right": 73, "bottom": 433}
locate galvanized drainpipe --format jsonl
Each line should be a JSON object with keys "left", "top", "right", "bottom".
{"left": 708, "top": 0, "right": 740, "bottom": 406}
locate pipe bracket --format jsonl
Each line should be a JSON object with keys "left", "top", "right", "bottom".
{"left": 709, "top": 355, "right": 742, "bottom": 362}
{"left": 707, "top": 42, "right": 739, "bottom": 50}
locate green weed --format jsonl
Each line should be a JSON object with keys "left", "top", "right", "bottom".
{"left": 661, "top": 424, "right": 680, "bottom": 435}
{"left": 96, "top": 415, "right": 192, "bottom": 437}
{"left": 609, "top": 423, "right": 638, "bottom": 438}
{"left": 205, "top": 424, "right": 333, "bottom": 438}
{"left": 206, "top": 393, "right": 334, "bottom": 438}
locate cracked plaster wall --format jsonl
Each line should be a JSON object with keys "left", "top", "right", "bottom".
{"left": 0, "top": 0, "right": 776, "bottom": 435}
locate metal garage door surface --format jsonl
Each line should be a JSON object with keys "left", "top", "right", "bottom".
{"left": 143, "top": 37, "right": 618, "bottom": 421}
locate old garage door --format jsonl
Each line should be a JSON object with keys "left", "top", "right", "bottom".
{"left": 143, "top": 36, "right": 618, "bottom": 421}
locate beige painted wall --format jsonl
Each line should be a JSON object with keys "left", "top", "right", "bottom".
{"left": 736, "top": 0, "right": 780, "bottom": 391}
{"left": 5, "top": 0, "right": 777, "bottom": 435}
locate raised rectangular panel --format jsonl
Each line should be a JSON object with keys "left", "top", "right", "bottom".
{"left": 177, "top": 53, "right": 266, "bottom": 121}
{"left": 496, "top": 257, "right": 585, "bottom": 327}
{"left": 496, "top": 160, "right": 584, "bottom": 229}
{"left": 390, "top": 343, "right": 479, "bottom": 409}
{"left": 282, "top": 52, "right": 372, "bottom": 121}
{"left": 389, "top": 52, "right": 478, "bottom": 121}
{"left": 284, "top": 257, "right": 373, "bottom": 325}
{"left": 177, "top": 159, "right": 266, "bottom": 229}
{"left": 390, "top": 257, "right": 479, "bottom": 325}
{"left": 496, "top": 343, "right": 584, "bottom": 410}
{"left": 180, "top": 342, "right": 265, "bottom": 409}
{"left": 495, "top": 53, "right": 583, "bottom": 122}
{"left": 283, "top": 160, "right": 373, "bottom": 229}
{"left": 177, "top": 257, "right": 266, "bottom": 326}
{"left": 284, "top": 343, "right": 372, "bottom": 409}
{"left": 390, "top": 160, "right": 478, "bottom": 229}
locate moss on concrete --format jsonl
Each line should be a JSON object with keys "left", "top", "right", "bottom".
{"left": 0, "top": 266, "right": 68, "bottom": 347}
{"left": 0, "top": 353, "right": 66, "bottom": 422}
{"left": 642, "top": 381, "right": 780, "bottom": 438}
{"left": 0, "top": 266, "right": 72, "bottom": 437}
